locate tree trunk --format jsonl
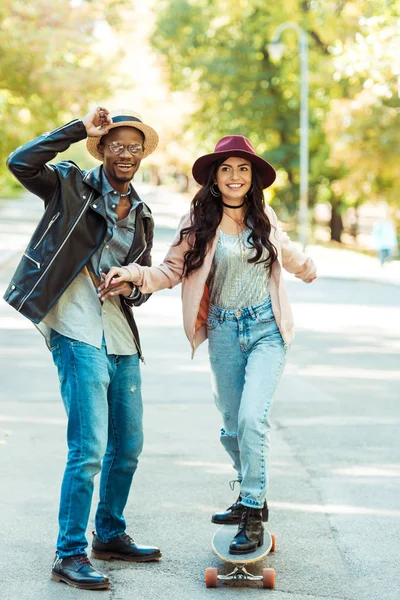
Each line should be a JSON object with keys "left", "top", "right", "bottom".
{"left": 330, "top": 203, "right": 343, "bottom": 242}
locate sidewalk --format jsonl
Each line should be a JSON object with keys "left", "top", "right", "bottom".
{"left": 307, "top": 243, "right": 400, "bottom": 287}
{"left": 1, "top": 189, "right": 399, "bottom": 287}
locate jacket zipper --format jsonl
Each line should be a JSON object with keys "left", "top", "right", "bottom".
{"left": 131, "top": 241, "right": 147, "bottom": 264}
{"left": 17, "top": 191, "right": 95, "bottom": 312}
{"left": 23, "top": 253, "right": 41, "bottom": 269}
{"left": 32, "top": 212, "right": 60, "bottom": 250}
{"left": 123, "top": 241, "right": 147, "bottom": 361}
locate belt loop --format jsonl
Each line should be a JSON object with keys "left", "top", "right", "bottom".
{"left": 248, "top": 306, "right": 256, "bottom": 320}
{"left": 219, "top": 309, "right": 226, "bottom": 323}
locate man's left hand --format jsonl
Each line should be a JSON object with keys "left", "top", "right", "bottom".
{"left": 97, "top": 273, "right": 132, "bottom": 302}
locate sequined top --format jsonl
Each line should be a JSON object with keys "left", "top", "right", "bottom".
{"left": 206, "top": 229, "right": 270, "bottom": 309}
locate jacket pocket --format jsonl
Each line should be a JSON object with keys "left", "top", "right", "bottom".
{"left": 32, "top": 212, "right": 60, "bottom": 250}
{"left": 23, "top": 252, "right": 41, "bottom": 270}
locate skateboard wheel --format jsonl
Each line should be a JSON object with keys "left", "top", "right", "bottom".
{"left": 262, "top": 568, "right": 275, "bottom": 589}
{"left": 205, "top": 567, "right": 218, "bottom": 588}
{"left": 270, "top": 534, "right": 276, "bottom": 553}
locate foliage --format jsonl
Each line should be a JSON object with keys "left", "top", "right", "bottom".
{"left": 151, "top": 0, "right": 400, "bottom": 238}
{"left": 326, "top": 15, "right": 400, "bottom": 206}
{"left": 0, "top": 0, "right": 126, "bottom": 194}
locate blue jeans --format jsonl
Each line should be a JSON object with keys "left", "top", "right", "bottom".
{"left": 378, "top": 248, "right": 392, "bottom": 265}
{"left": 207, "top": 297, "right": 287, "bottom": 509}
{"left": 50, "top": 330, "right": 143, "bottom": 557}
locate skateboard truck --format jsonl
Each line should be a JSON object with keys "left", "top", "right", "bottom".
{"left": 206, "top": 565, "right": 275, "bottom": 588}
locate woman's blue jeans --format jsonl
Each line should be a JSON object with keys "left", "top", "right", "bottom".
{"left": 207, "top": 297, "right": 287, "bottom": 509}
{"left": 50, "top": 330, "right": 143, "bottom": 558}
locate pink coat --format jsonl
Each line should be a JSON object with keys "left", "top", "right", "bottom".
{"left": 126, "top": 206, "right": 317, "bottom": 356}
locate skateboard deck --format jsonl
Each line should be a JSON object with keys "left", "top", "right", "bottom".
{"left": 206, "top": 525, "right": 276, "bottom": 589}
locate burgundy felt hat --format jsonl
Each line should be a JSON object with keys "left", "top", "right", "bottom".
{"left": 192, "top": 135, "right": 276, "bottom": 190}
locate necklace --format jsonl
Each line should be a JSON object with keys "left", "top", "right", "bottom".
{"left": 223, "top": 211, "right": 244, "bottom": 226}
{"left": 222, "top": 200, "right": 245, "bottom": 209}
{"left": 118, "top": 185, "right": 131, "bottom": 198}
{"left": 223, "top": 211, "right": 246, "bottom": 262}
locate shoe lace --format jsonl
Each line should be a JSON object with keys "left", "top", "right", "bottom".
{"left": 73, "top": 555, "right": 91, "bottom": 568}
{"left": 238, "top": 506, "right": 251, "bottom": 531}
{"left": 120, "top": 533, "right": 135, "bottom": 544}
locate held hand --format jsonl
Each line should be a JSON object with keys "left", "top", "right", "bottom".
{"left": 97, "top": 272, "right": 133, "bottom": 302}
{"left": 82, "top": 106, "right": 113, "bottom": 137}
{"left": 103, "top": 266, "right": 133, "bottom": 289}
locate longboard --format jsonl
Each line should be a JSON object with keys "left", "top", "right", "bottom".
{"left": 206, "top": 524, "right": 276, "bottom": 589}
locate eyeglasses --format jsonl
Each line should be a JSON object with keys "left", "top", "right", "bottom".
{"left": 107, "top": 142, "right": 144, "bottom": 156}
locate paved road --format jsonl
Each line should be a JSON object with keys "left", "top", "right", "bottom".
{"left": 1, "top": 189, "right": 399, "bottom": 600}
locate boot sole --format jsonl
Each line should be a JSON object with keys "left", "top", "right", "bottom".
{"left": 91, "top": 551, "right": 162, "bottom": 562}
{"left": 50, "top": 572, "right": 111, "bottom": 590}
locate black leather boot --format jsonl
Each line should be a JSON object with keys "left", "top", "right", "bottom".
{"left": 51, "top": 552, "right": 110, "bottom": 589}
{"left": 229, "top": 506, "right": 264, "bottom": 555}
{"left": 212, "top": 495, "right": 269, "bottom": 525}
{"left": 91, "top": 532, "right": 162, "bottom": 562}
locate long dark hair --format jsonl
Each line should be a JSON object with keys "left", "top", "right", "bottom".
{"left": 176, "top": 158, "right": 278, "bottom": 277}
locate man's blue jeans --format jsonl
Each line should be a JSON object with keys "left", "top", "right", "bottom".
{"left": 207, "top": 297, "right": 287, "bottom": 509}
{"left": 50, "top": 330, "right": 143, "bottom": 558}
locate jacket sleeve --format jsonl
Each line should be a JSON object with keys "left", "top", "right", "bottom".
{"left": 269, "top": 206, "right": 317, "bottom": 282}
{"left": 125, "top": 212, "right": 191, "bottom": 294}
{"left": 6, "top": 120, "right": 88, "bottom": 202}
{"left": 122, "top": 218, "right": 154, "bottom": 307}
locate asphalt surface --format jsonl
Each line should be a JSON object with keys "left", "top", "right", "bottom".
{"left": 1, "top": 188, "right": 399, "bottom": 600}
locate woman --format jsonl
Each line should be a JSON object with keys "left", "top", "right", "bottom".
{"left": 100, "top": 135, "right": 317, "bottom": 555}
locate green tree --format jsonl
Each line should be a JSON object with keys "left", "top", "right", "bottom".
{"left": 151, "top": 0, "right": 400, "bottom": 241}
{"left": 0, "top": 0, "right": 126, "bottom": 194}
{"left": 326, "top": 15, "right": 400, "bottom": 207}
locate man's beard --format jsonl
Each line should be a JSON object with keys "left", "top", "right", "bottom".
{"left": 112, "top": 169, "right": 134, "bottom": 184}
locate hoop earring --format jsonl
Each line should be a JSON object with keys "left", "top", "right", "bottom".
{"left": 210, "top": 183, "right": 221, "bottom": 197}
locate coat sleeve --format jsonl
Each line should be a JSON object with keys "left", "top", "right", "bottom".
{"left": 125, "top": 212, "right": 192, "bottom": 294}
{"left": 6, "top": 120, "right": 87, "bottom": 202}
{"left": 268, "top": 206, "right": 317, "bottom": 283}
{"left": 121, "top": 217, "right": 154, "bottom": 307}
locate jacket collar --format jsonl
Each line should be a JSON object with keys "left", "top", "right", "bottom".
{"left": 83, "top": 165, "right": 103, "bottom": 192}
{"left": 82, "top": 165, "right": 152, "bottom": 219}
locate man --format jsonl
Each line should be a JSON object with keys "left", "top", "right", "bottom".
{"left": 4, "top": 106, "right": 161, "bottom": 590}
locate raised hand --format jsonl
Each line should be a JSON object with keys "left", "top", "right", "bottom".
{"left": 82, "top": 106, "right": 113, "bottom": 137}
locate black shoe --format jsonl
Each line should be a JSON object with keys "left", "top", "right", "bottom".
{"left": 91, "top": 532, "right": 162, "bottom": 562}
{"left": 229, "top": 506, "right": 264, "bottom": 555}
{"left": 212, "top": 495, "right": 269, "bottom": 525}
{"left": 51, "top": 552, "right": 110, "bottom": 590}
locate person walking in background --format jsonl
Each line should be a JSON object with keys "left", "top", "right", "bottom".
{"left": 100, "top": 135, "right": 317, "bottom": 556}
{"left": 372, "top": 212, "right": 398, "bottom": 266}
{"left": 4, "top": 106, "right": 162, "bottom": 590}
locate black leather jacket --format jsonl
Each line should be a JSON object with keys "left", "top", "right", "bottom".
{"left": 3, "top": 119, "right": 153, "bottom": 360}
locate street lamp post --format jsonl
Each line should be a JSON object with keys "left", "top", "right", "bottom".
{"left": 268, "top": 23, "right": 309, "bottom": 250}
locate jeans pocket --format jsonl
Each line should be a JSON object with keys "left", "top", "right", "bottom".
{"left": 206, "top": 315, "right": 220, "bottom": 331}
{"left": 255, "top": 309, "right": 275, "bottom": 324}
{"left": 51, "top": 345, "right": 64, "bottom": 384}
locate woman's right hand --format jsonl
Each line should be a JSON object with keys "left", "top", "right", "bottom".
{"left": 97, "top": 266, "right": 138, "bottom": 302}
{"left": 102, "top": 266, "right": 135, "bottom": 289}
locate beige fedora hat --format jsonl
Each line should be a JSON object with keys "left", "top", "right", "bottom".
{"left": 86, "top": 109, "right": 159, "bottom": 161}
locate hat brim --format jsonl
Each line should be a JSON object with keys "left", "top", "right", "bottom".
{"left": 86, "top": 120, "right": 159, "bottom": 161}
{"left": 192, "top": 150, "right": 276, "bottom": 190}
